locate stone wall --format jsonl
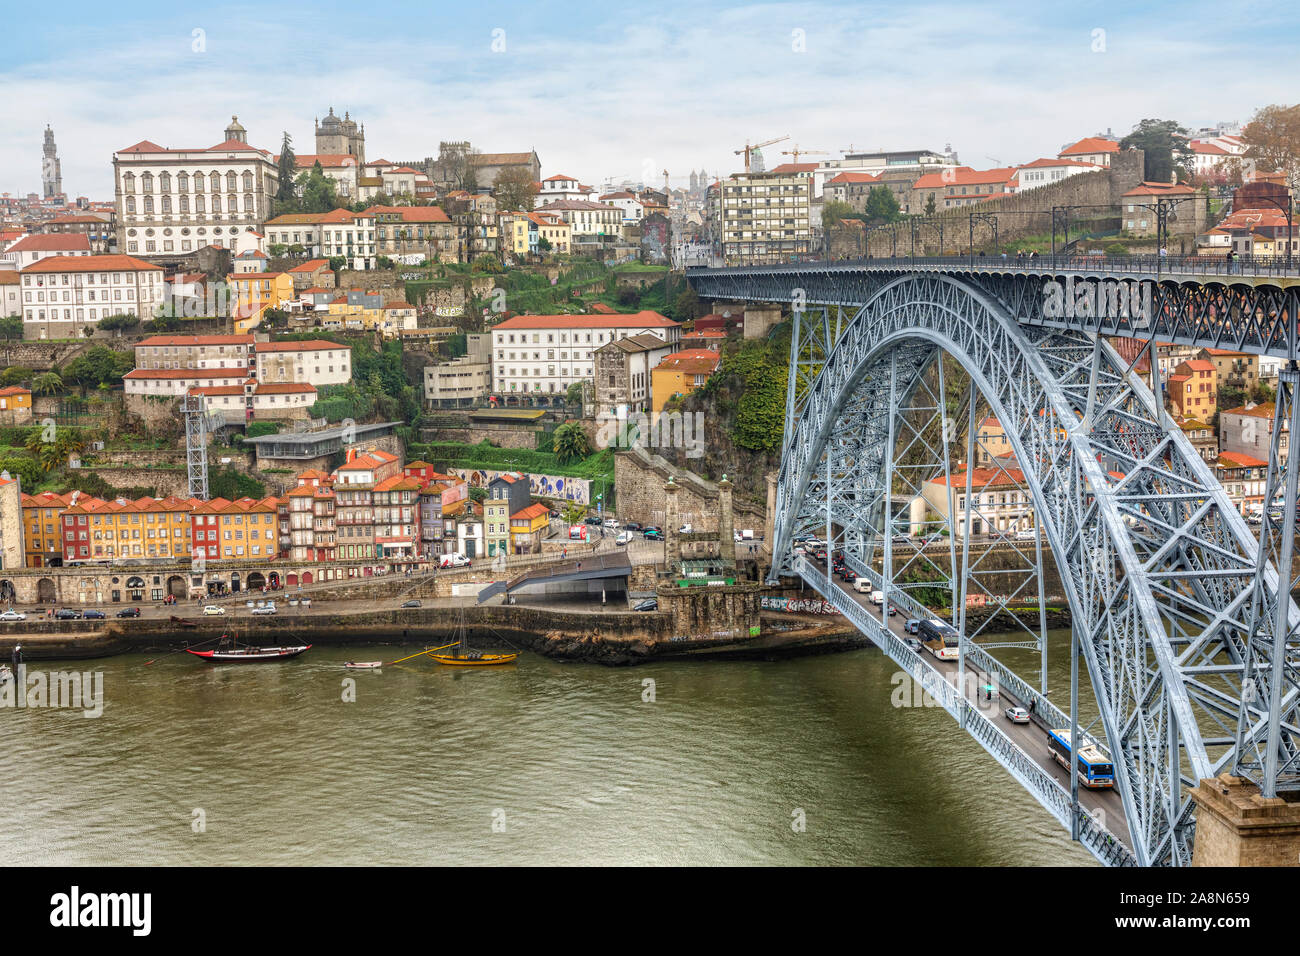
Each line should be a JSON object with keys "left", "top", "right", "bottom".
{"left": 658, "top": 582, "right": 761, "bottom": 642}
{"left": 614, "top": 446, "right": 765, "bottom": 530}
{"left": 424, "top": 424, "right": 541, "bottom": 449}
{"left": 0, "top": 340, "right": 94, "bottom": 371}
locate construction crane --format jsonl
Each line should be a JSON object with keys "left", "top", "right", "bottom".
{"left": 734, "top": 135, "right": 789, "bottom": 173}
{"left": 663, "top": 168, "right": 670, "bottom": 193}
{"left": 782, "top": 145, "right": 829, "bottom": 164}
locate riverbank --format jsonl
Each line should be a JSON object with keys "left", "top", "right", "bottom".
{"left": 0, "top": 606, "right": 870, "bottom": 667}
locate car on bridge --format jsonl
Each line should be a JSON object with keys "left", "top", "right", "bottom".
{"left": 904, "top": 637, "right": 922, "bottom": 652}
{"left": 0, "top": 609, "right": 26, "bottom": 622}
{"left": 202, "top": 605, "right": 226, "bottom": 616}
{"left": 905, "top": 618, "right": 921, "bottom": 635}
{"left": 1014, "top": 528, "right": 1037, "bottom": 541}
{"left": 116, "top": 607, "right": 141, "bottom": 618}
{"left": 1005, "top": 706, "right": 1030, "bottom": 724}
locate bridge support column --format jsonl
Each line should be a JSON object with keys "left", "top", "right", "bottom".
{"left": 1189, "top": 774, "right": 1300, "bottom": 866}
{"left": 718, "top": 476, "right": 736, "bottom": 566}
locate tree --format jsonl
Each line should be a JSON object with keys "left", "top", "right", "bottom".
{"left": 562, "top": 502, "right": 587, "bottom": 526}
{"left": 98, "top": 313, "right": 141, "bottom": 333}
{"left": 0, "top": 455, "right": 40, "bottom": 489}
{"left": 31, "top": 372, "right": 62, "bottom": 395}
{"left": 60, "top": 346, "right": 133, "bottom": 392}
{"left": 296, "top": 161, "right": 340, "bottom": 213}
{"left": 1120, "top": 118, "right": 1193, "bottom": 183}
{"left": 923, "top": 194, "right": 937, "bottom": 216}
{"left": 0, "top": 315, "right": 23, "bottom": 340}
{"left": 673, "top": 286, "right": 700, "bottom": 321}
{"left": 552, "top": 421, "right": 591, "bottom": 463}
{"left": 537, "top": 236, "right": 552, "bottom": 253}
{"left": 863, "top": 185, "right": 901, "bottom": 223}
{"left": 822, "top": 199, "right": 853, "bottom": 228}
{"left": 0, "top": 367, "right": 32, "bottom": 387}
{"left": 1242, "top": 104, "right": 1300, "bottom": 184}
{"left": 565, "top": 381, "right": 588, "bottom": 406}
{"left": 276, "top": 132, "right": 297, "bottom": 203}
{"left": 493, "top": 166, "right": 539, "bottom": 212}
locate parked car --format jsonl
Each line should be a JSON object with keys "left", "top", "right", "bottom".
{"left": 0, "top": 609, "right": 27, "bottom": 622}
{"left": 1005, "top": 706, "right": 1031, "bottom": 724}
{"left": 624, "top": 521, "right": 642, "bottom": 532}
{"left": 401, "top": 600, "right": 422, "bottom": 608}
{"left": 1014, "top": 528, "right": 1037, "bottom": 541}
{"left": 642, "top": 527, "right": 664, "bottom": 540}
{"left": 115, "top": 607, "right": 141, "bottom": 619}
{"left": 633, "top": 598, "right": 658, "bottom": 612}
{"left": 548, "top": 509, "right": 561, "bottom": 518}
{"left": 616, "top": 531, "right": 634, "bottom": 546}
{"left": 54, "top": 608, "right": 82, "bottom": 620}
{"left": 202, "top": 605, "right": 226, "bottom": 616}
{"left": 83, "top": 609, "right": 106, "bottom": 620}
{"left": 251, "top": 605, "right": 276, "bottom": 616}
{"left": 604, "top": 518, "right": 621, "bottom": 530}
{"left": 439, "top": 553, "right": 472, "bottom": 569}
{"left": 678, "top": 523, "right": 693, "bottom": 533}
{"left": 584, "top": 515, "right": 604, "bottom": 526}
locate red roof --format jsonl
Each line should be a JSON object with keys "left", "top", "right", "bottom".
{"left": 930, "top": 467, "right": 1027, "bottom": 489}
{"left": 827, "top": 171, "right": 881, "bottom": 184}
{"left": 654, "top": 349, "right": 721, "bottom": 374}
{"left": 137, "top": 334, "right": 253, "bottom": 347}
{"left": 1059, "top": 137, "right": 1120, "bottom": 156}
{"left": 913, "top": 167, "right": 1017, "bottom": 190}
{"left": 769, "top": 162, "right": 818, "bottom": 174}
{"left": 492, "top": 310, "right": 678, "bottom": 330}
{"left": 511, "top": 503, "right": 550, "bottom": 521}
{"left": 7, "top": 234, "right": 91, "bottom": 252}
{"left": 288, "top": 259, "right": 330, "bottom": 273}
{"left": 1122, "top": 182, "right": 1197, "bottom": 198}
{"left": 124, "top": 368, "right": 249, "bottom": 380}
{"left": 254, "top": 339, "right": 347, "bottom": 353}
{"left": 20, "top": 254, "right": 162, "bottom": 274}
{"left": 1217, "top": 451, "right": 1267, "bottom": 468}
{"left": 368, "top": 205, "right": 450, "bottom": 223}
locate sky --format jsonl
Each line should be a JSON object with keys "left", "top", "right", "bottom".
{"left": 2, "top": 0, "right": 1295, "bottom": 198}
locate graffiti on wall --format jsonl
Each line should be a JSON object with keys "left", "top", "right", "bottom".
{"left": 450, "top": 468, "right": 592, "bottom": 505}
{"left": 760, "top": 596, "right": 839, "bottom": 615}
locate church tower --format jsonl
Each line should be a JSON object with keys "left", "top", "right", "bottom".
{"left": 314, "top": 107, "right": 365, "bottom": 166}
{"left": 224, "top": 115, "right": 248, "bottom": 144}
{"left": 42, "top": 125, "right": 63, "bottom": 199}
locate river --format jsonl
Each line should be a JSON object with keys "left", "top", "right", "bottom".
{"left": 0, "top": 630, "right": 1099, "bottom": 865}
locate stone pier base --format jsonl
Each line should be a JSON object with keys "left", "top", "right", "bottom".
{"left": 1189, "top": 772, "right": 1300, "bottom": 866}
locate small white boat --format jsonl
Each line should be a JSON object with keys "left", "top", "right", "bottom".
{"left": 0, "top": 664, "right": 12, "bottom": 684}
{"left": 344, "top": 661, "right": 383, "bottom": 669}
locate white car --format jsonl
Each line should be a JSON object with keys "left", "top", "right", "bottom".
{"left": 604, "top": 518, "right": 621, "bottom": 530}
{"left": 679, "top": 523, "right": 693, "bottom": 533}
{"left": 202, "top": 605, "right": 226, "bottom": 616}
{"left": 1005, "top": 706, "right": 1030, "bottom": 724}
{"left": 853, "top": 579, "right": 872, "bottom": 594}
{"left": 1014, "top": 528, "right": 1037, "bottom": 541}
{"left": 251, "top": 605, "right": 276, "bottom": 616}
{"left": 0, "top": 609, "right": 26, "bottom": 622}
{"left": 439, "top": 553, "right": 472, "bottom": 569}
{"left": 616, "top": 530, "right": 634, "bottom": 546}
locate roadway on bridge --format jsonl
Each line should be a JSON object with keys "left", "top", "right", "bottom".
{"left": 830, "top": 576, "right": 1132, "bottom": 850}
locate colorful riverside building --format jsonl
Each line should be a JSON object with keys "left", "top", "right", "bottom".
{"left": 59, "top": 495, "right": 198, "bottom": 562}
{"left": 23, "top": 491, "right": 80, "bottom": 566}
{"left": 188, "top": 496, "right": 282, "bottom": 563}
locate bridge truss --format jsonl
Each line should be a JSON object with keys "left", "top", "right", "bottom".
{"left": 690, "top": 264, "right": 1300, "bottom": 866}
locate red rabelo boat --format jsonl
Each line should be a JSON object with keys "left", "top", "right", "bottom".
{"left": 187, "top": 634, "right": 311, "bottom": 663}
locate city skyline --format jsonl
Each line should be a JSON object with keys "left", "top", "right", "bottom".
{"left": 1, "top": 0, "right": 1291, "bottom": 197}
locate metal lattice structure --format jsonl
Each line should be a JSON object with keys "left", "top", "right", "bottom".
{"left": 689, "top": 259, "right": 1300, "bottom": 867}
{"left": 183, "top": 394, "right": 210, "bottom": 500}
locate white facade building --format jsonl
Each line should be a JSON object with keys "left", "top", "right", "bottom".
{"left": 1, "top": 234, "right": 92, "bottom": 270}
{"left": 490, "top": 311, "right": 681, "bottom": 399}
{"left": 19, "top": 254, "right": 165, "bottom": 337}
{"left": 253, "top": 340, "right": 352, "bottom": 387}
{"left": 1014, "top": 158, "right": 1101, "bottom": 192}
{"left": 112, "top": 117, "right": 278, "bottom": 258}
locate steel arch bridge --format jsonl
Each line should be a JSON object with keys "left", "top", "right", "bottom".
{"left": 688, "top": 259, "right": 1300, "bottom": 867}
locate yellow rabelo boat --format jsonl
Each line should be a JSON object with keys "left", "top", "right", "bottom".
{"left": 429, "top": 610, "right": 518, "bottom": 667}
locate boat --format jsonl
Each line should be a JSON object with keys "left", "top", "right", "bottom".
{"left": 344, "top": 661, "right": 383, "bottom": 669}
{"left": 0, "top": 664, "right": 11, "bottom": 685}
{"left": 187, "top": 634, "right": 310, "bottom": 663}
{"left": 428, "top": 608, "right": 517, "bottom": 667}
{"left": 170, "top": 615, "right": 199, "bottom": 628}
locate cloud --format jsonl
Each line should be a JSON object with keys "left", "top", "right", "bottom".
{"left": 0, "top": 0, "right": 1288, "bottom": 198}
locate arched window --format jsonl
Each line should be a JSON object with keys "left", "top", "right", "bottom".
{"left": 244, "top": 193, "right": 254, "bottom": 214}
{"left": 226, "top": 171, "right": 237, "bottom": 192}
{"left": 159, "top": 172, "right": 171, "bottom": 192}
{"left": 242, "top": 171, "right": 253, "bottom": 191}
{"left": 194, "top": 173, "right": 205, "bottom": 192}
{"left": 209, "top": 172, "right": 220, "bottom": 193}
{"left": 123, "top": 172, "right": 136, "bottom": 193}
{"left": 125, "top": 197, "right": 136, "bottom": 214}
{"left": 143, "top": 196, "right": 154, "bottom": 214}
{"left": 177, "top": 172, "right": 188, "bottom": 192}
{"left": 141, "top": 172, "right": 153, "bottom": 192}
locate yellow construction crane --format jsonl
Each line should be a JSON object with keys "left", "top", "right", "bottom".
{"left": 782, "top": 145, "right": 829, "bottom": 164}
{"left": 734, "top": 135, "right": 790, "bottom": 173}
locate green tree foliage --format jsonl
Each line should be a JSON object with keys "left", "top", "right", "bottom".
{"left": 23, "top": 424, "right": 86, "bottom": 473}
{"left": 673, "top": 286, "right": 701, "bottom": 321}
{"left": 97, "top": 313, "right": 141, "bottom": 332}
{"left": 566, "top": 380, "right": 587, "bottom": 406}
{"left": 276, "top": 161, "right": 343, "bottom": 215}
{"left": 0, "top": 454, "right": 40, "bottom": 489}
{"left": 700, "top": 337, "right": 788, "bottom": 454}
{"left": 142, "top": 314, "right": 183, "bottom": 333}
{"left": 245, "top": 421, "right": 281, "bottom": 439}
{"left": 1120, "top": 118, "right": 1193, "bottom": 183}
{"left": 31, "top": 371, "right": 62, "bottom": 395}
{"left": 924, "top": 194, "right": 937, "bottom": 216}
{"left": 276, "top": 132, "right": 297, "bottom": 203}
{"left": 60, "top": 347, "right": 134, "bottom": 391}
{"left": 822, "top": 199, "right": 853, "bottom": 227}
{"left": 552, "top": 422, "right": 592, "bottom": 463}
{"left": 1242, "top": 104, "right": 1300, "bottom": 184}
{"left": 208, "top": 463, "right": 266, "bottom": 501}
{"left": 863, "top": 185, "right": 902, "bottom": 223}
{"left": 0, "top": 315, "right": 23, "bottom": 339}
{"left": 0, "top": 367, "right": 32, "bottom": 387}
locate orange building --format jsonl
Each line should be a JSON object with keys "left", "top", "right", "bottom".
{"left": 1167, "top": 359, "right": 1217, "bottom": 419}
{"left": 650, "top": 349, "right": 721, "bottom": 413}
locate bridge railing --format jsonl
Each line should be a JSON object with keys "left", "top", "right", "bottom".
{"left": 690, "top": 252, "right": 1300, "bottom": 281}
{"left": 796, "top": 556, "right": 1138, "bottom": 866}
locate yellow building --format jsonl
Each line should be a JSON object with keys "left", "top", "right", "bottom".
{"left": 190, "top": 496, "right": 279, "bottom": 562}
{"left": 60, "top": 495, "right": 196, "bottom": 562}
{"left": 651, "top": 349, "right": 721, "bottom": 413}
{"left": 22, "top": 491, "right": 78, "bottom": 567}
{"left": 0, "top": 385, "right": 33, "bottom": 424}
{"left": 1197, "top": 348, "right": 1259, "bottom": 395}
{"left": 508, "top": 502, "right": 550, "bottom": 555}
{"left": 228, "top": 271, "right": 296, "bottom": 333}
{"left": 500, "top": 213, "right": 531, "bottom": 258}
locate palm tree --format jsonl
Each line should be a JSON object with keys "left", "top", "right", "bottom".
{"left": 31, "top": 372, "right": 62, "bottom": 396}
{"left": 552, "top": 422, "right": 592, "bottom": 464}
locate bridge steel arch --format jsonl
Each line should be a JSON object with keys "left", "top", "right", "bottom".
{"left": 766, "top": 272, "right": 1292, "bottom": 866}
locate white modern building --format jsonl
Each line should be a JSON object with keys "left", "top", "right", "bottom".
{"left": 112, "top": 116, "right": 278, "bottom": 257}
{"left": 1014, "top": 157, "right": 1101, "bottom": 192}
{"left": 490, "top": 311, "right": 682, "bottom": 399}
{"left": 19, "top": 254, "right": 165, "bottom": 337}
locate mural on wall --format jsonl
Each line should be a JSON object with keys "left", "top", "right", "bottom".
{"left": 640, "top": 213, "right": 670, "bottom": 264}
{"left": 450, "top": 468, "right": 592, "bottom": 504}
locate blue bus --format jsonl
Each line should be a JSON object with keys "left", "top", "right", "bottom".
{"left": 1046, "top": 728, "right": 1114, "bottom": 789}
